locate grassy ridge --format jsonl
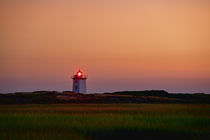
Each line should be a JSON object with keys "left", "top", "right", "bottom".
{"left": 0, "top": 104, "right": 210, "bottom": 140}
{"left": 1, "top": 90, "right": 210, "bottom": 104}
{"left": 109, "top": 90, "right": 210, "bottom": 103}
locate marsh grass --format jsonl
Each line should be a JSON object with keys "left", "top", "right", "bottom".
{"left": 0, "top": 104, "right": 210, "bottom": 140}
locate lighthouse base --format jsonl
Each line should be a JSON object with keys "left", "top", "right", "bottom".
{"left": 73, "top": 79, "right": 86, "bottom": 94}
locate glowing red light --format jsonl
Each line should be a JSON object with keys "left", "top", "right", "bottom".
{"left": 77, "top": 72, "right": 82, "bottom": 77}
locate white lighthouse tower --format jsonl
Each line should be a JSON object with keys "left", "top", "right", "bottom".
{"left": 72, "top": 70, "right": 87, "bottom": 94}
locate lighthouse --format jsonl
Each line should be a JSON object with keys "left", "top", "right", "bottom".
{"left": 72, "top": 70, "right": 87, "bottom": 94}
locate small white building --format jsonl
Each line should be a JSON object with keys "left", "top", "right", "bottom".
{"left": 72, "top": 70, "right": 87, "bottom": 94}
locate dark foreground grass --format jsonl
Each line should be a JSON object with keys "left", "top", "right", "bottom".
{"left": 0, "top": 104, "right": 210, "bottom": 140}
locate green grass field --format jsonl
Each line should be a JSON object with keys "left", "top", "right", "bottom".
{"left": 0, "top": 104, "right": 210, "bottom": 140}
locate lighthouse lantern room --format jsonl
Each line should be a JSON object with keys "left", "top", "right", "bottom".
{"left": 72, "top": 70, "right": 87, "bottom": 94}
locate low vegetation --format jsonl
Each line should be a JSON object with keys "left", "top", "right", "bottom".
{"left": 0, "top": 104, "right": 210, "bottom": 140}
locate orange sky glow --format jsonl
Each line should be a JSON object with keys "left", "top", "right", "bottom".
{"left": 0, "top": 1, "right": 210, "bottom": 93}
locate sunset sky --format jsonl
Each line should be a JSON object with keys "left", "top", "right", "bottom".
{"left": 1, "top": 0, "right": 210, "bottom": 93}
